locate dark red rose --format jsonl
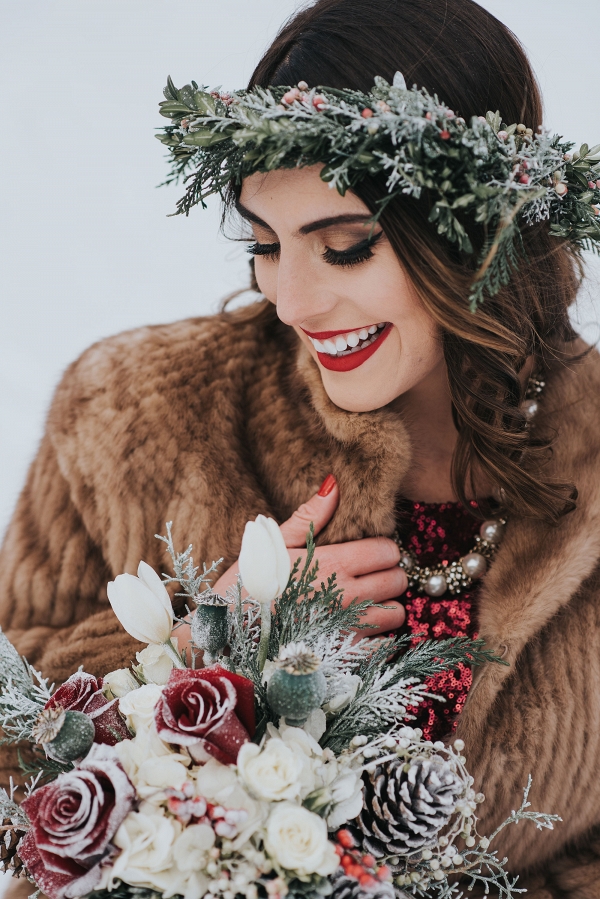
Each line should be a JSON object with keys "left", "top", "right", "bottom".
{"left": 46, "top": 672, "right": 130, "bottom": 746}
{"left": 19, "top": 745, "right": 135, "bottom": 899}
{"left": 155, "top": 665, "right": 255, "bottom": 765}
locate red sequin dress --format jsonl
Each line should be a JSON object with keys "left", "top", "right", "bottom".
{"left": 396, "top": 499, "right": 484, "bottom": 743}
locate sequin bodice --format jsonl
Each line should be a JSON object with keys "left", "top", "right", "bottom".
{"left": 396, "top": 499, "right": 483, "bottom": 742}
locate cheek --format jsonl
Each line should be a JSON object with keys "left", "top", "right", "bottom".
{"left": 254, "top": 259, "right": 277, "bottom": 301}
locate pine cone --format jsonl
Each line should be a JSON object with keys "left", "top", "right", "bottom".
{"left": 330, "top": 869, "right": 400, "bottom": 899}
{"left": 1, "top": 819, "right": 27, "bottom": 878}
{"left": 353, "top": 756, "right": 462, "bottom": 854}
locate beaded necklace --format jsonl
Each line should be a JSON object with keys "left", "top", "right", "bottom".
{"left": 392, "top": 371, "right": 546, "bottom": 598}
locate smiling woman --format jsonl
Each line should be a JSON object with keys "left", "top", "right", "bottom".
{"left": 2, "top": 0, "right": 600, "bottom": 895}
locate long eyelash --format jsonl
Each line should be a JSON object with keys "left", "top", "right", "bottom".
{"left": 247, "top": 241, "right": 280, "bottom": 261}
{"left": 322, "top": 231, "right": 384, "bottom": 267}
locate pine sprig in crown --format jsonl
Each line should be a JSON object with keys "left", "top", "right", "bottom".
{"left": 156, "top": 72, "right": 600, "bottom": 310}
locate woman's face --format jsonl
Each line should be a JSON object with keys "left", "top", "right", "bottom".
{"left": 238, "top": 166, "right": 444, "bottom": 413}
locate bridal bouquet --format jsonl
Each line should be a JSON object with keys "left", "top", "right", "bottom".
{"left": 0, "top": 518, "right": 558, "bottom": 899}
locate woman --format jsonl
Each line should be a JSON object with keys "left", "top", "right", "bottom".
{"left": 2, "top": 0, "right": 600, "bottom": 894}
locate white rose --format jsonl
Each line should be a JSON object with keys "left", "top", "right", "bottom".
{"left": 103, "top": 667, "right": 140, "bottom": 699}
{"left": 119, "top": 683, "right": 164, "bottom": 734}
{"left": 265, "top": 802, "right": 338, "bottom": 876}
{"left": 136, "top": 643, "right": 175, "bottom": 685}
{"left": 194, "top": 758, "right": 268, "bottom": 848}
{"left": 237, "top": 739, "right": 304, "bottom": 801}
{"left": 172, "top": 822, "right": 215, "bottom": 870}
{"left": 108, "top": 806, "right": 180, "bottom": 892}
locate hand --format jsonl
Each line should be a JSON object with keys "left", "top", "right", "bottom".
{"left": 173, "top": 475, "right": 407, "bottom": 653}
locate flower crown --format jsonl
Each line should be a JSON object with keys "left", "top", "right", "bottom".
{"left": 157, "top": 72, "right": 600, "bottom": 309}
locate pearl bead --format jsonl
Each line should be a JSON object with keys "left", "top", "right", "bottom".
{"left": 461, "top": 552, "right": 487, "bottom": 579}
{"left": 521, "top": 398, "right": 538, "bottom": 420}
{"left": 400, "top": 553, "right": 414, "bottom": 571}
{"left": 479, "top": 519, "right": 505, "bottom": 544}
{"left": 424, "top": 573, "right": 447, "bottom": 596}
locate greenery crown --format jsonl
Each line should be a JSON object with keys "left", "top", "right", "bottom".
{"left": 157, "top": 72, "right": 600, "bottom": 310}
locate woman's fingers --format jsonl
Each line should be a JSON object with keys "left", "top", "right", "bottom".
{"left": 279, "top": 475, "right": 339, "bottom": 548}
{"left": 334, "top": 536, "right": 401, "bottom": 576}
{"left": 352, "top": 565, "right": 408, "bottom": 602}
{"left": 352, "top": 600, "right": 406, "bottom": 636}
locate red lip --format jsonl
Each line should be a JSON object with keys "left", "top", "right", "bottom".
{"left": 301, "top": 324, "right": 381, "bottom": 340}
{"left": 316, "top": 323, "right": 393, "bottom": 372}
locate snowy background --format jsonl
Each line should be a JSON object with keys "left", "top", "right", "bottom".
{"left": 0, "top": 0, "right": 598, "bottom": 893}
{"left": 0, "top": 0, "right": 599, "bottom": 543}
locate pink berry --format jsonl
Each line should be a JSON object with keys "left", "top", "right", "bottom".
{"left": 337, "top": 830, "right": 355, "bottom": 849}
{"left": 359, "top": 875, "right": 377, "bottom": 888}
{"left": 498, "top": 130, "right": 508, "bottom": 140}
{"left": 377, "top": 866, "right": 392, "bottom": 881}
{"left": 589, "top": 181, "right": 596, "bottom": 189}
{"left": 361, "top": 108, "right": 373, "bottom": 118}
{"left": 362, "top": 855, "right": 376, "bottom": 868}
{"left": 440, "top": 130, "right": 450, "bottom": 140}
{"left": 283, "top": 88, "right": 300, "bottom": 104}
{"left": 518, "top": 174, "right": 530, "bottom": 184}
{"left": 313, "top": 95, "right": 326, "bottom": 109}
{"left": 425, "top": 111, "right": 432, "bottom": 120}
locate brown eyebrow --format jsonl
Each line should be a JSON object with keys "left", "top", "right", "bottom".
{"left": 235, "top": 201, "right": 372, "bottom": 236}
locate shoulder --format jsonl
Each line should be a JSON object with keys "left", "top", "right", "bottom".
{"left": 48, "top": 302, "right": 286, "bottom": 437}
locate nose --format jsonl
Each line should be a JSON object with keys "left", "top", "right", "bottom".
{"left": 275, "top": 246, "right": 337, "bottom": 328}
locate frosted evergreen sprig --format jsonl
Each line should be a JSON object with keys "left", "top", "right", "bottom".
{"left": 0, "top": 628, "right": 53, "bottom": 745}
{"left": 156, "top": 521, "right": 223, "bottom": 601}
{"left": 157, "top": 73, "right": 600, "bottom": 309}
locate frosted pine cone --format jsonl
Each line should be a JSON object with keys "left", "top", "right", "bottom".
{"left": 330, "top": 869, "right": 400, "bottom": 899}
{"left": 0, "top": 820, "right": 27, "bottom": 878}
{"left": 355, "top": 756, "right": 462, "bottom": 854}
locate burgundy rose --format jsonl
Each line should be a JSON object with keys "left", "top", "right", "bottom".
{"left": 155, "top": 665, "right": 256, "bottom": 765}
{"left": 19, "top": 744, "right": 135, "bottom": 899}
{"left": 46, "top": 672, "right": 130, "bottom": 746}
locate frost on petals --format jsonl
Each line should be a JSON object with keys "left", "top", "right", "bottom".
{"left": 19, "top": 745, "right": 135, "bottom": 899}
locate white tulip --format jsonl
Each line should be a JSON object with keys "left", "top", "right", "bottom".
{"left": 238, "top": 515, "right": 290, "bottom": 606}
{"left": 107, "top": 561, "right": 173, "bottom": 645}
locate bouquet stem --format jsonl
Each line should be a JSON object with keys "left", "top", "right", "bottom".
{"left": 258, "top": 604, "right": 271, "bottom": 673}
{"left": 162, "top": 638, "right": 186, "bottom": 669}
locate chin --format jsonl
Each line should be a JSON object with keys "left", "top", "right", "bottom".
{"left": 320, "top": 372, "right": 401, "bottom": 412}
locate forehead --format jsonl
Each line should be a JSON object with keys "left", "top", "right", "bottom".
{"left": 239, "top": 166, "right": 371, "bottom": 230}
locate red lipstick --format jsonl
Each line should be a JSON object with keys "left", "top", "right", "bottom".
{"left": 316, "top": 323, "right": 392, "bottom": 372}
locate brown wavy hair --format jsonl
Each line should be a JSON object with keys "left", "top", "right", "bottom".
{"left": 225, "top": 0, "right": 584, "bottom": 522}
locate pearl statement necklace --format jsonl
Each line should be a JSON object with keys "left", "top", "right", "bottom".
{"left": 393, "top": 371, "right": 546, "bottom": 598}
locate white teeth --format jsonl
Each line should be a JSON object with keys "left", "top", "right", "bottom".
{"left": 310, "top": 323, "right": 388, "bottom": 357}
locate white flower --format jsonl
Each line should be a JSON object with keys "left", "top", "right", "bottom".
{"left": 107, "top": 806, "right": 180, "bottom": 893}
{"left": 265, "top": 802, "right": 338, "bottom": 876}
{"left": 326, "top": 770, "right": 364, "bottom": 830}
{"left": 136, "top": 643, "right": 175, "bottom": 685}
{"left": 193, "top": 758, "right": 267, "bottom": 848}
{"left": 166, "top": 824, "right": 214, "bottom": 899}
{"left": 237, "top": 739, "right": 305, "bottom": 801}
{"left": 119, "top": 683, "right": 164, "bottom": 734}
{"left": 322, "top": 673, "right": 362, "bottom": 714}
{"left": 107, "top": 561, "right": 173, "bottom": 644}
{"left": 238, "top": 515, "right": 290, "bottom": 606}
{"left": 103, "top": 667, "right": 140, "bottom": 699}
{"left": 115, "top": 723, "right": 190, "bottom": 800}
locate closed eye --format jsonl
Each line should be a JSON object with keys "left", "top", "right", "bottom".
{"left": 322, "top": 231, "right": 383, "bottom": 267}
{"left": 247, "top": 231, "right": 383, "bottom": 266}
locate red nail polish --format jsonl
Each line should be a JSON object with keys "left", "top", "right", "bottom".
{"left": 318, "top": 473, "right": 336, "bottom": 496}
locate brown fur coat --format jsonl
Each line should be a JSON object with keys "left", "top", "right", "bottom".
{"left": 2, "top": 304, "right": 600, "bottom": 896}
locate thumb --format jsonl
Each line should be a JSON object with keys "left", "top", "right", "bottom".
{"left": 280, "top": 474, "right": 339, "bottom": 548}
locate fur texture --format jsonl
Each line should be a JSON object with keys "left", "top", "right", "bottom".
{"left": 1, "top": 305, "right": 600, "bottom": 894}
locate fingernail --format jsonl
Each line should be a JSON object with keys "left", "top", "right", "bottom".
{"left": 318, "top": 473, "right": 336, "bottom": 496}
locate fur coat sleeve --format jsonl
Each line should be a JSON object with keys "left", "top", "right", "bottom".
{"left": 2, "top": 303, "right": 600, "bottom": 895}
